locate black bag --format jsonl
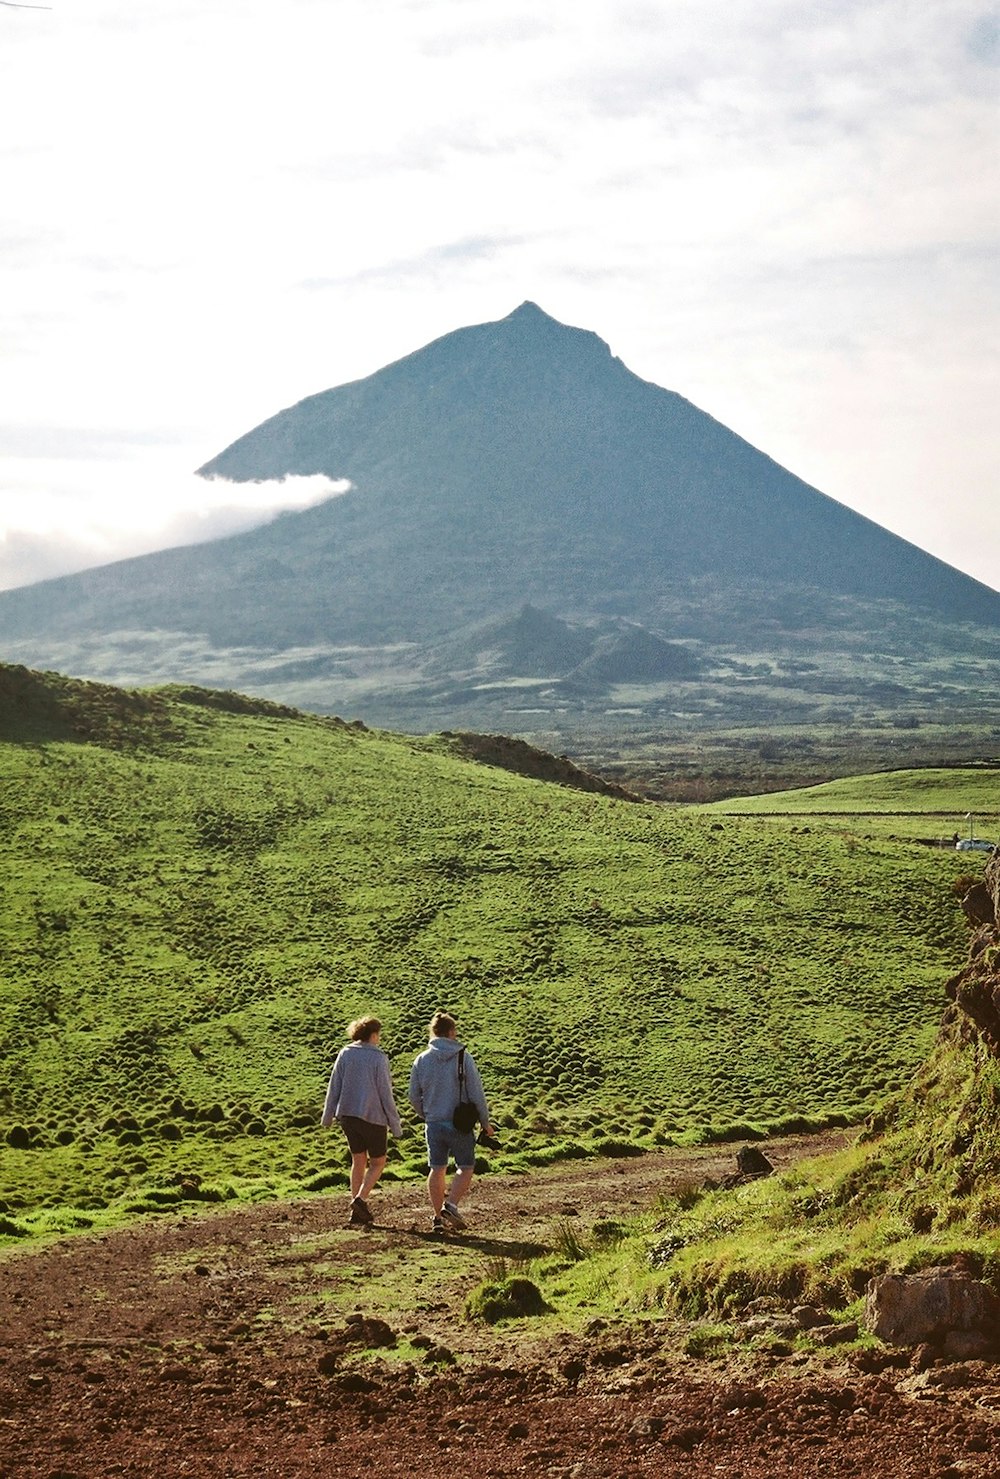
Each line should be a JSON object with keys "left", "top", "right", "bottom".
{"left": 452, "top": 1047, "right": 479, "bottom": 1132}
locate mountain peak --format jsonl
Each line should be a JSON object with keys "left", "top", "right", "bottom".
{"left": 496, "top": 300, "right": 600, "bottom": 344}
{"left": 504, "top": 300, "right": 554, "bottom": 322}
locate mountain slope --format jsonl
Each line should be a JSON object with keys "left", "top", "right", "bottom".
{"left": 196, "top": 301, "right": 1000, "bottom": 630}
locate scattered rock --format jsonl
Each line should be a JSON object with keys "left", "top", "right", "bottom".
{"left": 909, "top": 1343, "right": 937, "bottom": 1372}
{"left": 627, "top": 1414, "right": 665, "bottom": 1439}
{"left": 792, "top": 1305, "right": 829, "bottom": 1329}
{"left": 809, "top": 1322, "right": 859, "bottom": 1347}
{"left": 715, "top": 1384, "right": 767, "bottom": 1412}
{"left": 662, "top": 1425, "right": 707, "bottom": 1451}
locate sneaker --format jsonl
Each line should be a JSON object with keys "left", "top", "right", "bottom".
{"left": 431, "top": 1214, "right": 445, "bottom": 1233}
{"left": 349, "top": 1197, "right": 373, "bottom": 1226}
{"left": 441, "top": 1201, "right": 467, "bottom": 1230}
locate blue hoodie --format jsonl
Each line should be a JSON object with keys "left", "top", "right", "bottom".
{"left": 408, "top": 1036, "right": 490, "bottom": 1127}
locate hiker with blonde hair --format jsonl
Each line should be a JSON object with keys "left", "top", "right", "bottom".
{"left": 322, "top": 1016, "right": 403, "bottom": 1226}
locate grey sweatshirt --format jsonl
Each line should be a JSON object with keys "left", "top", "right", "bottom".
{"left": 321, "top": 1041, "right": 403, "bottom": 1136}
{"left": 408, "top": 1036, "right": 490, "bottom": 1127}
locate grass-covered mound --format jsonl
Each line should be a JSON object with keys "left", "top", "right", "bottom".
{"left": 0, "top": 665, "right": 975, "bottom": 1243}
{"left": 629, "top": 857, "right": 1000, "bottom": 1318}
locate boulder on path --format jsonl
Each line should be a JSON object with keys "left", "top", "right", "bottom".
{"left": 865, "top": 1266, "right": 1000, "bottom": 1348}
{"left": 735, "top": 1145, "right": 774, "bottom": 1178}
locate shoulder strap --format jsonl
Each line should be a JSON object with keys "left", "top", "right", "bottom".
{"left": 457, "top": 1046, "right": 467, "bottom": 1100}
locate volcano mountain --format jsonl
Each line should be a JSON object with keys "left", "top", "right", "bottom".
{"left": 1, "top": 302, "right": 997, "bottom": 741}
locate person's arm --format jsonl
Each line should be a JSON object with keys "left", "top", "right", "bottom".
{"left": 407, "top": 1061, "right": 423, "bottom": 1120}
{"left": 378, "top": 1055, "right": 404, "bottom": 1137}
{"left": 321, "top": 1055, "right": 343, "bottom": 1127}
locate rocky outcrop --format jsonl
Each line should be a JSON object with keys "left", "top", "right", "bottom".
{"left": 444, "top": 731, "right": 639, "bottom": 799}
{"left": 959, "top": 879, "right": 996, "bottom": 928}
{"left": 865, "top": 1267, "right": 1000, "bottom": 1353}
{"left": 946, "top": 855, "right": 1000, "bottom": 1054}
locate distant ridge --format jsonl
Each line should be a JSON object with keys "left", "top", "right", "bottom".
{"left": 0, "top": 302, "right": 997, "bottom": 738}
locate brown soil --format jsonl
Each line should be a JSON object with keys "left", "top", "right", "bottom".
{"left": 2, "top": 1133, "right": 998, "bottom": 1478}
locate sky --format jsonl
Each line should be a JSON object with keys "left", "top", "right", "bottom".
{"left": 1, "top": 0, "right": 998, "bottom": 594}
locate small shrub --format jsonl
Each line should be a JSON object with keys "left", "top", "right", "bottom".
{"left": 304, "top": 1170, "right": 348, "bottom": 1192}
{"left": 591, "top": 1137, "right": 645, "bottom": 1157}
{"left": 591, "top": 1219, "right": 626, "bottom": 1247}
{"left": 552, "top": 1219, "right": 588, "bottom": 1262}
{"left": 466, "top": 1276, "right": 551, "bottom": 1324}
{"left": 682, "top": 1323, "right": 732, "bottom": 1358}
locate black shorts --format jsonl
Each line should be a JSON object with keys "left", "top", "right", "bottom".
{"left": 339, "top": 1116, "right": 388, "bottom": 1158}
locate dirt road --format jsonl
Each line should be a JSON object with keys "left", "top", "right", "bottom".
{"left": 2, "top": 1133, "right": 998, "bottom": 1477}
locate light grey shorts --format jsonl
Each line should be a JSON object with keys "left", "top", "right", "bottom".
{"left": 425, "top": 1118, "right": 476, "bottom": 1170}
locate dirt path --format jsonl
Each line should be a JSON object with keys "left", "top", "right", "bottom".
{"left": 2, "top": 1133, "right": 998, "bottom": 1478}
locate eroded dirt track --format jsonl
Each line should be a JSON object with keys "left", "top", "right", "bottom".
{"left": 3, "top": 1135, "right": 999, "bottom": 1478}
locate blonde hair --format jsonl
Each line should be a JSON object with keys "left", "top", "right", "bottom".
{"left": 347, "top": 1016, "right": 381, "bottom": 1042}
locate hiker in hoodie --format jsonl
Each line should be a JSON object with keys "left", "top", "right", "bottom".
{"left": 322, "top": 1016, "right": 403, "bottom": 1227}
{"left": 408, "top": 1010, "right": 496, "bottom": 1232}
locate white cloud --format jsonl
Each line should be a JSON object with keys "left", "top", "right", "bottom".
{"left": 0, "top": 460, "right": 348, "bottom": 591}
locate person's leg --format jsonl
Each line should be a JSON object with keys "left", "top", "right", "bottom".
{"left": 344, "top": 1121, "right": 387, "bottom": 1223}
{"left": 349, "top": 1150, "right": 368, "bottom": 1199}
{"left": 427, "top": 1165, "right": 447, "bottom": 1214}
{"left": 447, "top": 1164, "right": 474, "bottom": 1208}
{"left": 425, "top": 1122, "right": 451, "bottom": 1223}
{"left": 440, "top": 1127, "right": 476, "bottom": 1228}
{"left": 358, "top": 1154, "right": 386, "bottom": 1200}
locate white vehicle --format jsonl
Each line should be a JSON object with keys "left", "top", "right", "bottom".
{"left": 956, "top": 838, "right": 996, "bottom": 853}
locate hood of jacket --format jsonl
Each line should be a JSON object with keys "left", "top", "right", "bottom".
{"left": 425, "top": 1037, "right": 463, "bottom": 1060}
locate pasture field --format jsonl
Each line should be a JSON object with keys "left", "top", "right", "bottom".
{"left": 0, "top": 672, "right": 979, "bottom": 1243}
{"left": 702, "top": 766, "right": 1000, "bottom": 843}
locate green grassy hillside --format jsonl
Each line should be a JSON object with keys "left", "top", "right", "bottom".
{"left": 0, "top": 667, "right": 976, "bottom": 1243}
{"left": 643, "top": 1010, "right": 1000, "bottom": 1317}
